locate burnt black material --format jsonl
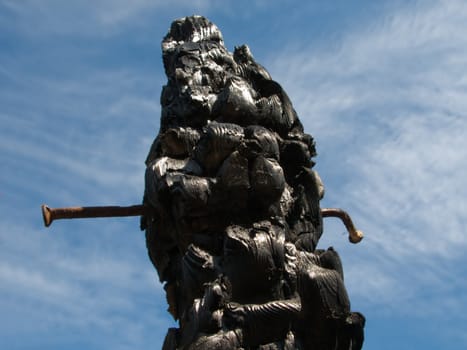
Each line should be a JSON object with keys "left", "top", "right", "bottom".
{"left": 143, "top": 15, "right": 364, "bottom": 349}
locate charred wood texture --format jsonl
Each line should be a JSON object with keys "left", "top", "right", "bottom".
{"left": 143, "top": 15, "right": 365, "bottom": 349}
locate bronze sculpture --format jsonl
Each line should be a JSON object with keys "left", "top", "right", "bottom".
{"left": 143, "top": 16, "right": 365, "bottom": 349}
{"left": 42, "top": 15, "right": 365, "bottom": 349}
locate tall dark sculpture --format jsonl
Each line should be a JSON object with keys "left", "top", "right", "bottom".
{"left": 40, "top": 14, "right": 365, "bottom": 350}
{"left": 41, "top": 14, "right": 365, "bottom": 350}
{"left": 142, "top": 16, "right": 365, "bottom": 350}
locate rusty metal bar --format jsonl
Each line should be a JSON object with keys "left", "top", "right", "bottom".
{"left": 321, "top": 208, "right": 364, "bottom": 243}
{"left": 41, "top": 204, "right": 363, "bottom": 244}
{"left": 41, "top": 204, "right": 147, "bottom": 227}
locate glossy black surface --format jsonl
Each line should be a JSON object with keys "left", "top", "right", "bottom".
{"left": 143, "top": 15, "right": 364, "bottom": 349}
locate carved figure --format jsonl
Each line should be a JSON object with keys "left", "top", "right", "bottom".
{"left": 142, "top": 15, "right": 365, "bottom": 349}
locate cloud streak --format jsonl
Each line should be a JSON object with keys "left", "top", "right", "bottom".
{"left": 0, "top": 0, "right": 285, "bottom": 38}
{"left": 266, "top": 0, "right": 467, "bottom": 324}
{"left": 2, "top": 0, "right": 467, "bottom": 348}
{"left": 0, "top": 62, "right": 159, "bottom": 203}
{"left": 0, "top": 217, "right": 172, "bottom": 349}
{"left": 1, "top": 21, "right": 169, "bottom": 346}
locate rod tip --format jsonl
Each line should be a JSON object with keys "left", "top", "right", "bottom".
{"left": 349, "top": 230, "right": 364, "bottom": 244}
{"left": 41, "top": 204, "right": 52, "bottom": 227}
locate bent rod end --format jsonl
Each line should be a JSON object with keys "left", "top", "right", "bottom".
{"left": 41, "top": 204, "right": 52, "bottom": 227}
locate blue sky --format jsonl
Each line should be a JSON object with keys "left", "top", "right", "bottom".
{"left": 1, "top": 0, "right": 467, "bottom": 349}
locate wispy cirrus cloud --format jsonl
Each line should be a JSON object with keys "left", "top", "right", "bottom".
{"left": 0, "top": 63, "right": 159, "bottom": 205}
{"left": 266, "top": 0, "right": 467, "bottom": 323}
{"left": 0, "top": 217, "right": 172, "bottom": 349}
{"left": 2, "top": 0, "right": 467, "bottom": 348}
{"left": 0, "top": 0, "right": 286, "bottom": 37}
{"left": 0, "top": 3, "right": 174, "bottom": 344}
{"left": 1, "top": 0, "right": 175, "bottom": 36}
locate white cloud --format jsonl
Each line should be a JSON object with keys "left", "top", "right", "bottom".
{"left": 1, "top": 0, "right": 295, "bottom": 39}
{"left": 1, "top": 0, "right": 165, "bottom": 35}
{"left": 0, "top": 0, "right": 269, "bottom": 37}
{"left": 0, "top": 218, "right": 171, "bottom": 348}
{"left": 0, "top": 62, "right": 159, "bottom": 204}
{"left": 266, "top": 0, "right": 467, "bottom": 317}
{"left": 3, "top": 0, "right": 467, "bottom": 347}
{"left": 1, "top": 8, "right": 170, "bottom": 345}
{"left": 0, "top": 40, "right": 172, "bottom": 343}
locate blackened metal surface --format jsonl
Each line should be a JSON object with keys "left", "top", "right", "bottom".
{"left": 144, "top": 15, "right": 365, "bottom": 350}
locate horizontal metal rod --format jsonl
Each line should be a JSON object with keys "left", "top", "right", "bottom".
{"left": 41, "top": 204, "right": 147, "bottom": 227}
{"left": 41, "top": 204, "right": 363, "bottom": 244}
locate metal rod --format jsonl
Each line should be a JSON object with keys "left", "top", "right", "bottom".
{"left": 321, "top": 208, "right": 364, "bottom": 243}
{"left": 41, "top": 204, "right": 147, "bottom": 227}
{"left": 41, "top": 204, "right": 363, "bottom": 244}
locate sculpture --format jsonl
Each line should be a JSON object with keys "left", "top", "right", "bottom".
{"left": 142, "top": 15, "right": 365, "bottom": 350}
{"left": 41, "top": 15, "right": 365, "bottom": 349}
